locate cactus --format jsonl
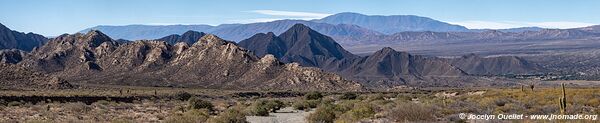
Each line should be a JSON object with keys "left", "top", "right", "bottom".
{"left": 559, "top": 83, "right": 567, "bottom": 114}
{"left": 530, "top": 84, "right": 535, "bottom": 91}
{"left": 521, "top": 85, "right": 524, "bottom": 92}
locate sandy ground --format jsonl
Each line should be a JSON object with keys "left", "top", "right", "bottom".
{"left": 246, "top": 107, "right": 313, "bottom": 123}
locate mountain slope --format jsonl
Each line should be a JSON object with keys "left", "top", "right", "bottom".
{"left": 11, "top": 30, "right": 361, "bottom": 91}
{"left": 444, "top": 54, "right": 543, "bottom": 75}
{"left": 313, "top": 12, "right": 469, "bottom": 34}
{"left": 0, "top": 23, "right": 48, "bottom": 51}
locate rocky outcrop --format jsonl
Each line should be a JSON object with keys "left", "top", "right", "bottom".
{"left": 0, "top": 23, "right": 48, "bottom": 51}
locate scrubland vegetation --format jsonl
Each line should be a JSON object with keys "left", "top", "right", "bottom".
{"left": 0, "top": 86, "right": 599, "bottom": 122}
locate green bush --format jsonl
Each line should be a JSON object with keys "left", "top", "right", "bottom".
{"left": 293, "top": 100, "right": 320, "bottom": 110}
{"left": 187, "top": 97, "right": 213, "bottom": 111}
{"left": 386, "top": 103, "right": 436, "bottom": 122}
{"left": 208, "top": 108, "right": 248, "bottom": 123}
{"left": 7, "top": 101, "right": 22, "bottom": 107}
{"left": 337, "top": 102, "right": 375, "bottom": 122}
{"left": 246, "top": 100, "right": 285, "bottom": 116}
{"left": 305, "top": 92, "right": 323, "bottom": 100}
{"left": 0, "top": 99, "right": 7, "bottom": 106}
{"left": 264, "top": 100, "right": 285, "bottom": 112}
{"left": 368, "top": 93, "right": 385, "bottom": 101}
{"left": 340, "top": 93, "right": 358, "bottom": 100}
{"left": 307, "top": 104, "right": 337, "bottom": 123}
{"left": 293, "top": 101, "right": 308, "bottom": 110}
{"left": 166, "top": 109, "right": 210, "bottom": 123}
{"left": 174, "top": 91, "right": 192, "bottom": 101}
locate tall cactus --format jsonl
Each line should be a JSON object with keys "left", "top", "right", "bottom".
{"left": 559, "top": 83, "right": 567, "bottom": 114}
{"left": 521, "top": 85, "right": 524, "bottom": 92}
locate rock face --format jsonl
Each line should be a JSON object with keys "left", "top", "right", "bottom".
{"left": 313, "top": 12, "right": 469, "bottom": 34}
{"left": 444, "top": 54, "right": 543, "bottom": 75}
{"left": 0, "top": 23, "right": 48, "bottom": 51}
{"left": 8, "top": 30, "right": 361, "bottom": 91}
{"left": 240, "top": 24, "right": 467, "bottom": 87}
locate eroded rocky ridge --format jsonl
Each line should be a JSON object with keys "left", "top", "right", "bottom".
{"left": 2, "top": 30, "right": 361, "bottom": 91}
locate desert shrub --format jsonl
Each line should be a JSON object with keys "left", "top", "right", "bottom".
{"left": 494, "top": 98, "right": 510, "bottom": 107}
{"left": 293, "top": 101, "right": 308, "bottom": 110}
{"left": 386, "top": 103, "right": 436, "bottom": 122}
{"left": 174, "top": 91, "right": 192, "bottom": 101}
{"left": 307, "top": 104, "right": 337, "bottom": 123}
{"left": 208, "top": 107, "right": 247, "bottom": 123}
{"left": 584, "top": 98, "right": 600, "bottom": 107}
{"left": 64, "top": 102, "right": 92, "bottom": 113}
{"left": 187, "top": 97, "right": 213, "bottom": 111}
{"left": 293, "top": 100, "right": 320, "bottom": 110}
{"left": 246, "top": 105, "right": 269, "bottom": 116}
{"left": 340, "top": 93, "right": 358, "bottom": 100}
{"left": 333, "top": 100, "right": 358, "bottom": 114}
{"left": 395, "top": 94, "right": 413, "bottom": 101}
{"left": 305, "top": 92, "right": 323, "bottom": 100}
{"left": 0, "top": 99, "right": 7, "bottom": 106}
{"left": 246, "top": 100, "right": 285, "bottom": 116}
{"left": 111, "top": 118, "right": 134, "bottom": 123}
{"left": 337, "top": 102, "right": 375, "bottom": 122}
{"left": 264, "top": 100, "right": 285, "bottom": 112}
{"left": 24, "top": 120, "right": 52, "bottom": 123}
{"left": 166, "top": 109, "right": 210, "bottom": 123}
{"left": 7, "top": 101, "right": 21, "bottom": 107}
{"left": 368, "top": 93, "right": 385, "bottom": 101}
{"left": 494, "top": 103, "right": 524, "bottom": 114}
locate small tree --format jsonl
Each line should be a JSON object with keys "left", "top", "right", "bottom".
{"left": 305, "top": 92, "right": 323, "bottom": 100}
{"left": 174, "top": 91, "right": 192, "bottom": 101}
{"left": 188, "top": 97, "right": 213, "bottom": 111}
{"left": 340, "top": 92, "right": 358, "bottom": 100}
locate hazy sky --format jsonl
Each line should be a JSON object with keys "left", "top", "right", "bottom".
{"left": 1, "top": 0, "right": 599, "bottom": 36}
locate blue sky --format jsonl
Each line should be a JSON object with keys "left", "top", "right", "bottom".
{"left": 1, "top": 0, "right": 599, "bottom": 36}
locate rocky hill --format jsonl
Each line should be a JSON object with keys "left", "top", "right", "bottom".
{"left": 6, "top": 30, "right": 361, "bottom": 91}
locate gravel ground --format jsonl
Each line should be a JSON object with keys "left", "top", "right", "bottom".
{"left": 246, "top": 107, "right": 313, "bottom": 123}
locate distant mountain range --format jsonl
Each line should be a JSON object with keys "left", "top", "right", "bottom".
{"left": 0, "top": 23, "right": 47, "bottom": 51}
{"left": 78, "top": 12, "right": 600, "bottom": 50}
{"left": 77, "top": 12, "right": 479, "bottom": 41}
{"left": 312, "top": 12, "right": 469, "bottom": 34}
